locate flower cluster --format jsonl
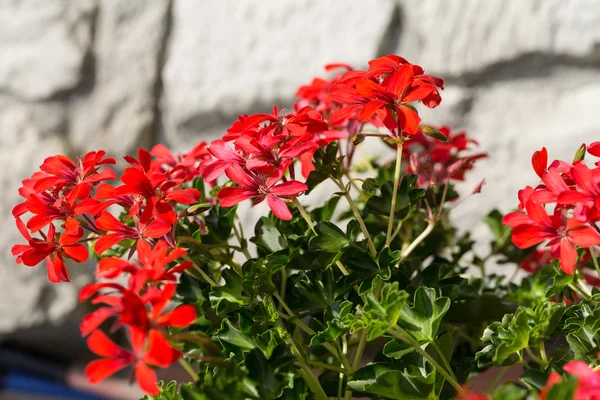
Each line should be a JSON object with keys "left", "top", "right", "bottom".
{"left": 11, "top": 145, "right": 210, "bottom": 394}
{"left": 403, "top": 125, "right": 487, "bottom": 188}
{"left": 503, "top": 145, "right": 600, "bottom": 274}
{"left": 17, "top": 53, "right": 600, "bottom": 400}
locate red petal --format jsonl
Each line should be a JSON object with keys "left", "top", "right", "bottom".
{"left": 541, "top": 169, "right": 568, "bottom": 194}
{"left": 403, "top": 83, "right": 437, "bottom": 103}
{"left": 62, "top": 244, "right": 88, "bottom": 263}
{"left": 87, "top": 330, "right": 131, "bottom": 358}
{"left": 269, "top": 181, "right": 307, "bottom": 197}
{"left": 567, "top": 219, "right": 600, "bottom": 247}
{"left": 397, "top": 105, "right": 421, "bottom": 135}
{"left": 386, "top": 64, "right": 414, "bottom": 97}
{"left": 532, "top": 147, "right": 548, "bottom": 178}
{"left": 502, "top": 212, "right": 532, "bottom": 227}
{"left": 143, "top": 219, "right": 172, "bottom": 238}
{"left": 94, "top": 234, "right": 127, "bottom": 255}
{"left": 156, "top": 305, "right": 197, "bottom": 328}
{"left": 95, "top": 211, "right": 124, "bottom": 232}
{"left": 358, "top": 100, "right": 387, "bottom": 121}
{"left": 85, "top": 358, "right": 131, "bottom": 384}
{"left": 134, "top": 361, "right": 160, "bottom": 395}
{"left": 525, "top": 200, "right": 552, "bottom": 227}
{"left": 558, "top": 190, "right": 591, "bottom": 205}
{"left": 165, "top": 188, "right": 201, "bottom": 204}
{"left": 224, "top": 163, "right": 257, "bottom": 188}
{"left": 144, "top": 329, "right": 181, "bottom": 368}
{"left": 511, "top": 225, "right": 554, "bottom": 249}
{"left": 266, "top": 194, "right": 292, "bottom": 220}
{"left": 80, "top": 307, "right": 118, "bottom": 337}
{"left": 559, "top": 238, "right": 577, "bottom": 274}
{"left": 218, "top": 187, "right": 255, "bottom": 207}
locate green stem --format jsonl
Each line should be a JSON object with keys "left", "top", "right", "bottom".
{"left": 297, "top": 364, "right": 328, "bottom": 400}
{"left": 178, "top": 358, "right": 198, "bottom": 381}
{"left": 402, "top": 223, "right": 435, "bottom": 258}
{"left": 307, "top": 359, "right": 349, "bottom": 375}
{"left": 385, "top": 142, "right": 404, "bottom": 248}
{"left": 343, "top": 330, "right": 368, "bottom": 400}
{"left": 429, "top": 339, "right": 458, "bottom": 383}
{"left": 293, "top": 197, "right": 350, "bottom": 276}
{"left": 388, "top": 327, "right": 461, "bottom": 393}
{"left": 333, "top": 178, "right": 377, "bottom": 257}
{"left": 539, "top": 340, "right": 548, "bottom": 364}
{"left": 591, "top": 247, "right": 600, "bottom": 279}
{"left": 568, "top": 282, "right": 592, "bottom": 301}
{"left": 275, "top": 292, "right": 352, "bottom": 371}
{"left": 183, "top": 255, "right": 219, "bottom": 287}
{"left": 232, "top": 222, "right": 252, "bottom": 259}
{"left": 525, "top": 347, "right": 546, "bottom": 367}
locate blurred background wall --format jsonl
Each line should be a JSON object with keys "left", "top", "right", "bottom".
{"left": 1, "top": 0, "right": 600, "bottom": 356}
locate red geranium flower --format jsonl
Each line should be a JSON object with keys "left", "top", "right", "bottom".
{"left": 503, "top": 200, "right": 600, "bottom": 274}
{"left": 94, "top": 210, "right": 171, "bottom": 255}
{"left": 217, "top": 163, "right": 307, "bottom": 220}
{"left": 85, "top": 328, "right": 180, "bottom": 395}
{"left": 12, "top": 220, "right": 88, "bottom": 283}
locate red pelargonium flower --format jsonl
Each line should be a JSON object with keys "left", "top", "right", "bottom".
{"left": 503, "top": 200, "right": 600, "bottom": 274}
{"left": 118, "top": 149, "right": 201, "bottom": 206}
{"left": 33, "top": 151, "right": 116, "bottom": 194}
{"left": 218, "top": 163, "right": 307, "bottom": 220}
{"left": 558, "top": 162, "right": 600, "bottom": 222}
{"left": 328, "top": 58, "right": 443, "bottom": 135}
{"left": 79, "top": 282, "right": 196, "bottom": 337}
{"left": 403, "top": 126, "right": 486, "bottom": 187}
{"left": 21, "top": 182, "right": 93, "bottom": 233}
{"left": 235, "top": 131, "right": 318, "bottom": 173}
{"left": 150, "top": 142, "right": 210, "bottom": 180}
{"left": 94, "top": 210, "right": 171, "bottom": 255}
{"left": 541, "top": 361, "right": 600, "bottom": 400}
{"left": 241, "top": 106, "right": 329, "bottom": 138}
{"left": 12, "top": 220, "right": 88, "bottom": 283}
{"left": 199, "top": 140, "right": 246, "bottom": 182}
{"left": 97, "top": 240, "right": 190, "bottom": 293}
{"left": 85, "top": 328, "right": 180, "bottom": 395}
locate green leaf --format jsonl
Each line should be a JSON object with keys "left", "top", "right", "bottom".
{"left": 365, "top": 176, "right": 425, "bottom": 221}
{"left": 475, "top": 309, "right": 531, "bottom": 367}
{"left": 492, "top": 382, "right": 529, "bottom": 400}
{"left": 483, "top": 209, "right": 512, "bottom": 248}
{"left": 216, "top": 319, "right": 257, "bottom": 351}
{"left": 252, "top": 217, "right": 288, "bottom": 254}
{"left": 397, "top": 287, "right": 450, "bottom": 342}
{"left": 344, "top": 282, "right": 409, "bottom": 341}
{"left": 308, "top": 222, "right": 348, "bottom": 252}
{"left": 348, "top": 363, "right": 435, "bottom": 399}
{"left": 564, "top": 304, "right": 600, "bottom": 362}
{"left": 310, "top": 196, "right": 340, "bottom": 222}
{"left": 309, "top": 301, "right": 353, "bottom": 346}
{"left": 209, "top": 269, "right": 250, "bottom": 313}
{"left": 244, "top": 344, "right": 296, "bottom": 400}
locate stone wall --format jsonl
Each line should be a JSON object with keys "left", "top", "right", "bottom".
{"left": 1, "top": 0, "right": 599, "bottom": 334}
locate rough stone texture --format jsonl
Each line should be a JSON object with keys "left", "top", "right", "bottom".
{"left": 161, "top": 0, "right": 396, "bottom": 146}
{"left": 0, "top": 0, "right": 96, "bottom": 100}
{"left": 68, "top": 0, "right": 171, "bottom": 155}
{"left": 1, "top": 0, "right": 600, "bottom": 335}
{"left": 0, "top": 97, "right": 80, "bottom": 333}
{"left": 396, "top": 0, "right": 600, "bottom": 77}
